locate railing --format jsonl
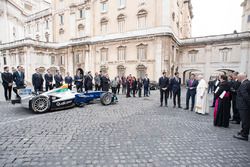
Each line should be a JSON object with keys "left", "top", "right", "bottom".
{"left": 181, "top": 31, "right": 250, "bottom": 45}
{"left": 0, "top": 38, "right": 60, "bottom": 50}
{"left": 25, "top": 8, "right": 52, "bottom": 22}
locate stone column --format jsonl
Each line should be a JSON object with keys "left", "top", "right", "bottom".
{"left": 240, "top": 41, "right": 249, "bottom": 73}
{"left": 204, "top": 45, "right": 212, "bottom": 81}
{"left": 67, "top": 47, "right": 74, "bottom": 75}
{"left": 85, "top": 49, "right": 90, "bottom": 72}
{"left": 154, "top": 38, "right": 163, "bottom": 81}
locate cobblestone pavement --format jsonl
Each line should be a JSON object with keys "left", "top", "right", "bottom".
{"left": 0, "top": 90, "right": 250, "bottom": 167}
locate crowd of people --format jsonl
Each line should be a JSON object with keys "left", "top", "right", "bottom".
{"left": 1, "top": 65, "right": 250, "bottom": 141}
{"left": 158, "top": 71, "right": 250, "bottom": 141}
{"left": 0, "top": 66, "right": 152, "bottom": 100}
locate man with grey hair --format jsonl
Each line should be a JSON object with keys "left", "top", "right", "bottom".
{"left": 195, "top": 75, "right": 208, "bottom": 115}
{"left": 233, "top": 73, "right": 250, "bottom": 141}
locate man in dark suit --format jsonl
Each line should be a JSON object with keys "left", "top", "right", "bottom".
{"left": 184, "top": 74, "right": 198, "bottom": 111}
{"left": 210, "top": 76, "right": 220, "bottom": 107}
{"left": 45, "top": 69, "right": 53, "bottom": 91}
{"left": 170, "top": 72, "right": 182, "bottom": 108}
{"left": 84, "top": 71, "right": 93, "bottom": 92}
{"left": 159, "top": 72, "right": 169, "bottom": 107}
{"left": 13, "top": 66, "right": 25, "bottom": 97}
{"left": 65, "top": 72, "right": 73, "bottom": 90}
{"left": 1, "top": 66, "right": 13, "bottom": 101}
{"left": 32, "top": 68, "right": 44, "bottom": 93}
{"left": 230, "top": 72, "right": 241, "bottom": 124}
{"left": 143, "top": 74, "right": 150, "bottom": 97}
{"left": 54, "top": 70, "right": 63, "bottom": 88}
{"left": 233, "top": 73, "right": 250, "bottom": 141}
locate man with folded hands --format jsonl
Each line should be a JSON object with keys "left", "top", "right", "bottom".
{"left": 159, "top": 71, "right": 170, "bottom": 107}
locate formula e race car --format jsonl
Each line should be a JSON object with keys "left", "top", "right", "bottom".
{"left": 11, "top": 86, "right": 118, "bottom": 113}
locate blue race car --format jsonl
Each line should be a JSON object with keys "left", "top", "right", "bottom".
{"left": 12, "top": 87, "right": 118, "bottom": 113}
{"left": 75, "top": 91, "right": 118, "bottom": 107}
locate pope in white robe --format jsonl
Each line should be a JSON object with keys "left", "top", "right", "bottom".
{"left": 195, "top": 75, "right": 208, "bottom": 115}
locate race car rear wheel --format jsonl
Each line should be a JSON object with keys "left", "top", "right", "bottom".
{"left": 31, "top": 95, "right": 51, "bottom": 113}
{"left": 100, "top": 92, "right": 113, "bottom": 105}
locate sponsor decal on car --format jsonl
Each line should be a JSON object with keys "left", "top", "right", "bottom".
{"left": 56, "top": 100, "right": 73, "bottom": 106}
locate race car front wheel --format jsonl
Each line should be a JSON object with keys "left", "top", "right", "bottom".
{"left": 31, "top": 95, "right": 51, "bottom": 113}
{"left": 100, "top": 92, "right": 113, "bottom": 105}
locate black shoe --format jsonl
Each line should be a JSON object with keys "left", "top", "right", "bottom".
{"left": 210, "top": 106, "right": 215, "bottom": 108}
{"left": 184, "top": 108, "right": 189, "bottom": 110}
{"left": 165, "top": 104, "right": 168, "bottom": 107}
{"left": 231, "top": 121, "right": 240, "bottom": 124}
{"left": 190, "top": 108, "right": 194, "bottom": 112}
{"left": 233, "top": 134, "right": 248, "bottom": 141}
{"left": 178, "top": 106, "right": 182, "bottom": 109}
{"left": 173, "top": 105, "right": 176, "bottom": 108}
{"left": 160, "top": 104, "right": 163, "bottom": 107}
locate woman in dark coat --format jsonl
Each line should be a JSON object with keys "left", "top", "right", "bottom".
{"left": 214, "top": 75, "right": 231, "bottom": 128}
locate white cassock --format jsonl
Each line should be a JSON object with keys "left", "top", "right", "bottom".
{"left": 195, "top": 79, "right": 208, "bottom": 114}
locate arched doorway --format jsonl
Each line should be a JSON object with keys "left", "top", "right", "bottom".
{"left": 117, "top": 65, "right": 126, "bottom": 77}
{"left": 183, "top": 69, "right": 202, "bottom": 83}
{"left": 137, "top": 64, "right": 147, "bottom": 79}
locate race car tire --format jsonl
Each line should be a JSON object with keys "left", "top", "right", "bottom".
{"left": 31, "top": 95, "right": 51, "bottom": 113}
{"left": 100, "top": 92, "right": 113, "bottom": 105}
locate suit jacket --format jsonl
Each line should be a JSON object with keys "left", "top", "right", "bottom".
{"left": 45, "top": 73, "right": 53, "bottom": 85}
{"left": 65, "top": 76, "right": 73, "bottom": 85}
{"left": 54, "top": 74, "right": 63, "bottom": 87}
{"left": 186, "top": 79, "right": 198, "bottom": 94}
{"left": 32, "top": 73, "right": 44, "bottom": 88}
{"left": 159, "top": 76, "right": 169, "bottom": 89}
{"left": 230, "top": 80, "right": 241, "bottom": 97}
{"left": 170, "top": 77, "right": 181, "bottom": 93}
{"left": 143, "top": 78, "right": 150, "bottom": 87}
{"left": 236, "top": 79, "right": 250, "bottom": 110}
{"left": 1, "top": 72, "right": 13, "bottom": 86}
{"left": 13, "top": 71, "right": 25, "bottom": 87}
{"left": 84, "top": 75, "right": 93, "bottom": 89}
{"left": 74, "top": 75, "right": 84, "bottom": 87}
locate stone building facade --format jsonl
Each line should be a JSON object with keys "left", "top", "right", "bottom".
{"left": 0, "top": 0, "right": 250, "bottom": 84}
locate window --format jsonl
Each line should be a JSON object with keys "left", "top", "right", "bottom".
{"left": 59, "top": 28, "right": 64, "bottom": 35}
{"left": 117, "top": 46, "right": 126, "bottom": 61}
{"left": 100, "top": 48, "right": 108, "bottom": 63}
{"left": 117, "top": 65, "right": 125, "bottom": 77}
{"left": 188, "top": 50, "right": 198, "bottom": 63}
{"left": 18, "top": 54, "right": 24, "bottom": 65}
{"left": 79, "top": 9, "right": 85, "bottom": 19}
{"left": 220, "top": 48, "right": 231, "bottom": 62}
{"left": 117, "top": 14, "right": 125, "bottom": 32}
{"left": 3, "top": 55, "right": 7, "bottom": 65}
{"left": 59, "top": 15, "right": 64, "bottom": 25}
{"left": 46, "top": 20, "right": 49, "bottom": 29}
{"left": 118, "top": 0, "right": 126, "bottom": 8}
{"left": 137, "top": 44, "right": 147, "bottom": 60}
{"left": 51, "top": 55, "right": 55, "bottom": 64}
{"left": 60, "top": 55, "right": 65, "bottom": 65}
{"left": 101, "top": 18, "right": 108, "bottom": 34}
{"left": 13, "top": 27, "right": 16, "bottom": 38}
{"left": 137, "top": 10, "right": 147, "bottom": 29}
{"left": 36, "top": 34, "right": 40, "bottom": 41}
{"left": 248, "top": 15, "right": 250, "bottom": 22}
{"left": 28, "top": 25, "right": 31, "bottom": 34}
{"left": 101, "top": 2, "right": 108, "bottom": 12}
{"left": 45, "top": 33, "right": 49, "bottom": 42}
{"left": 75, "top": 54, "right": 80, "bottom": 63}
{"left": 78, "top": 24, "right": 85, "bottom": 37}
{"left": 137, "top": 64, "right": 146, "bottom": 78}
{"left": 36, "top": 22, "right": 39, "bottom": 32}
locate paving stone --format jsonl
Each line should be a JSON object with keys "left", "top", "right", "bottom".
{"left": 0, "top": 91, "right": 249, "bottom": 167}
